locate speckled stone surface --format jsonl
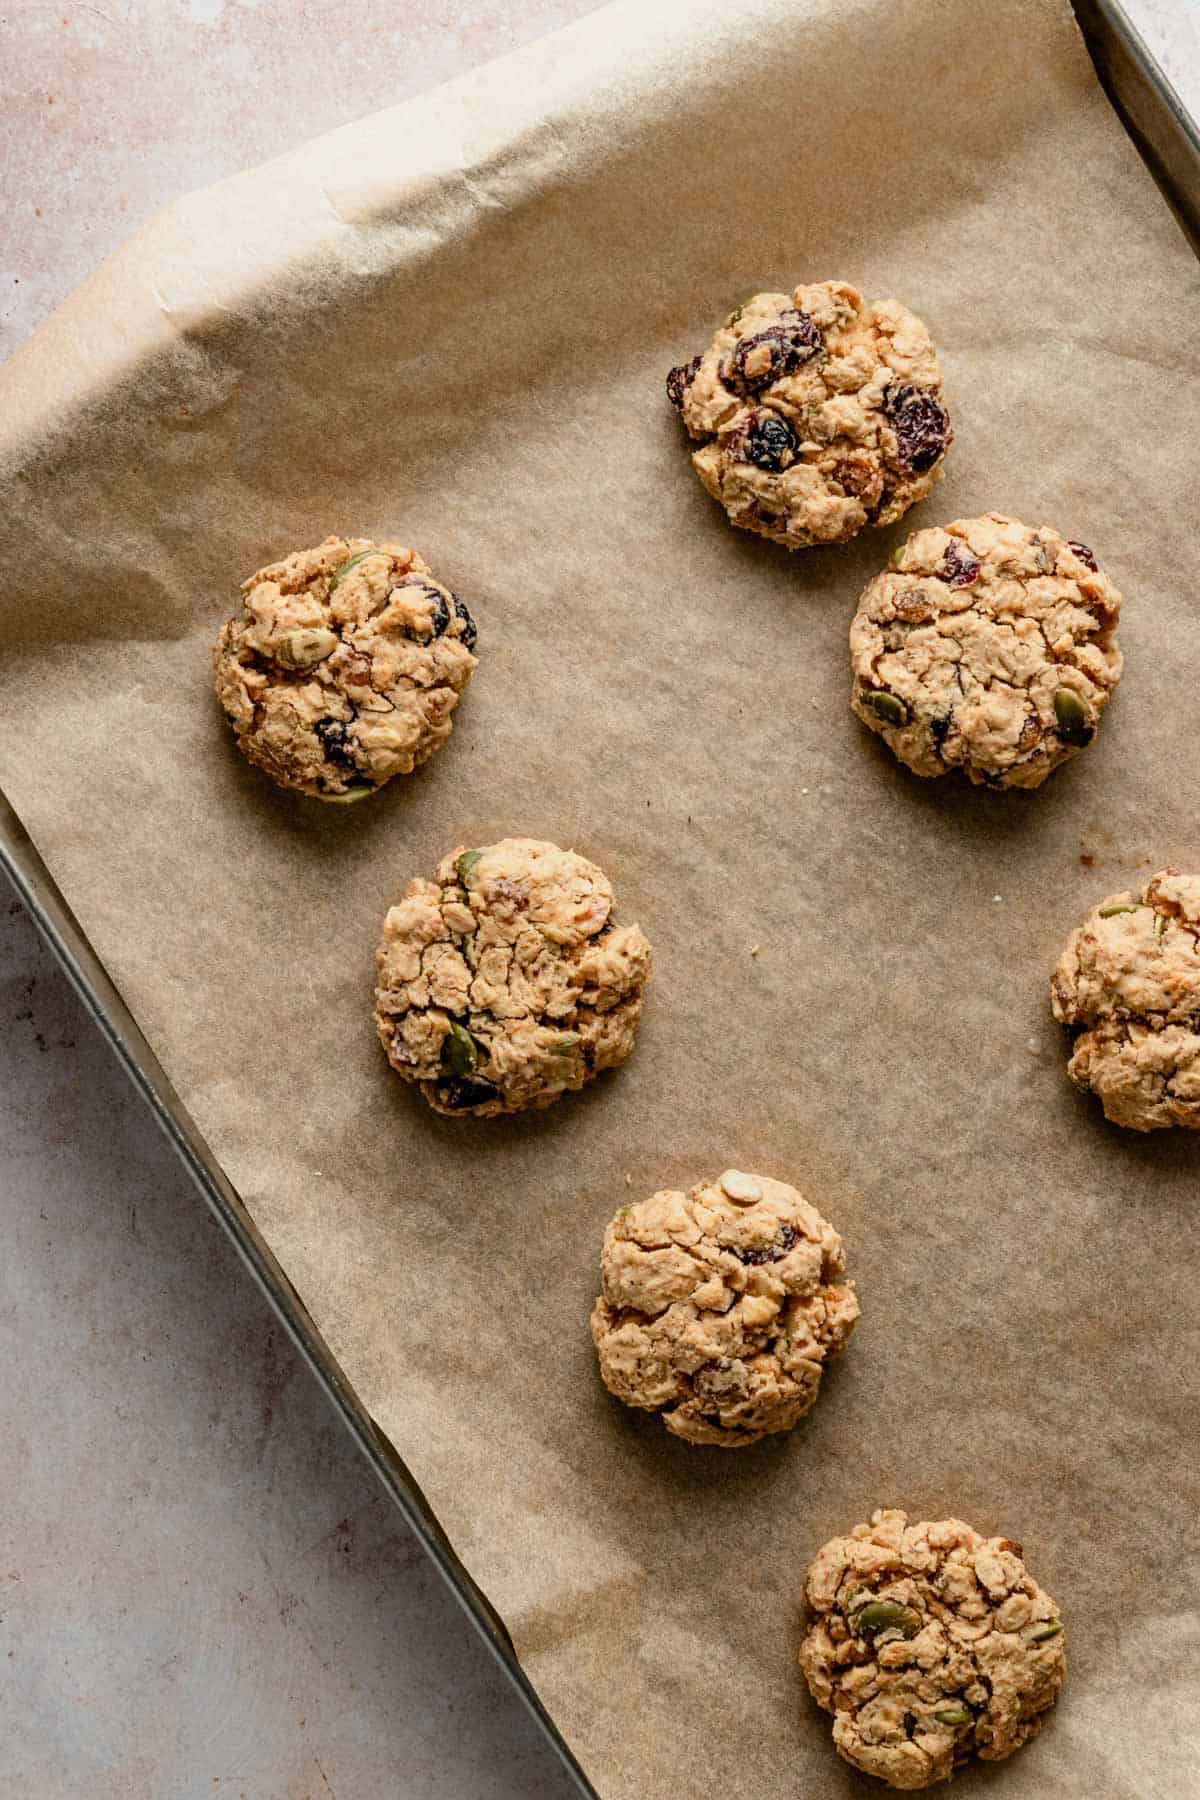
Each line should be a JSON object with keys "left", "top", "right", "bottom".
{"left": 1, "top": 3, "right": 1196, "bottom": 1796}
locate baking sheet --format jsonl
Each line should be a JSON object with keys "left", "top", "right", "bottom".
{"left": 2, "top": 1, "right": 1199, "bottom": 1794}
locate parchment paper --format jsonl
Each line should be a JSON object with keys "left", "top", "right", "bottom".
{"left": 3, "top": 1, "right": 1199, "bottom": 1793}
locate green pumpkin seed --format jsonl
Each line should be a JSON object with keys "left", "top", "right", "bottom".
{"left": 551, "top": 1033, "right": 581, "bottom": 1056}
{"left": 323, "top": 784, "right": 373, "bottom": 804}
{"left": 862, "top": 688, "right": 909, "bottom": 728}
{"left": 1053, "top": 688, "right": 1093, "bottom": 746}
{"left": 726, "top": 304, "right": 745, "bottom": 327}
{"left": 851, "top": 1599, "right": 921, "bottom": 1639}
{"left": 933, "top": 1706, "right": 971, "bottom": 1726}
{"left": 1098, "top": 902, "right": 1140, "bottom": 918}
{"left": 1031, "top": 1620, "right": 1063, "bottom": 1642}
{"left": 441, "top": 1020, "right": 480, "bottom": 1077}
{"left": 1155, "top": 913, "right": 1168, "bottom": 937}
{"left": 889, "top": 543, "right": 907, "bottom": 569}
{"left": 275, "top": 626, "right": 338, "bottom": 668}
{"left": 455, "top": 849, "right": 483, "bottom": 884}
{"left": 329, "top": 547, "right": 389, "bottom": 591}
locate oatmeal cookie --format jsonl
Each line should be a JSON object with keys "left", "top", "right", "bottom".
{"left": 799, "top": 1509, "right": 1065, "bottom": 1790}
{"left": 850, "top": 513, "right": 1122, "bottom": 789}
{"left": 374, "top": 838, "right": 651, "bottom": 1117}
{"left": 1051, "top": 867, "right": 1200, "bottom": 1131}
{"left": 666, "top": 280, "right": 951, "bottom": 549}
{"left": 590, "top": 1170, "right": 858, "bottom": 1447}
{"left": 213, "top": 535, "right": 478, "bottom": 799}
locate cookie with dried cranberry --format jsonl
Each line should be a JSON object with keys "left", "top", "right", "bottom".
{"left": 590, "top": 1170, "right": 858, "bottom": 1447}
{"left": 1051, "top": 868, "right": 1200, "bottom": 1131}
{"left": 213, "top": 535, "right": 478, "bottom": 799}
{"left": 666, "top": 280, "right": 951, "bottom": 549}
{"left": 374, "top": 838, "right": 652, "bottom": 1117}
{"left": 850, "top": 513, "right": 1122, "bottom": 789}
{"left": 800, "top": 1510, "right": 1065, "bottom": 1791}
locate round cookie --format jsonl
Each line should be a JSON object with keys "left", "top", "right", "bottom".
{"left": 850, "top": 513, "right": 1122, "bottom": 789}
{"left": 374, "top": 838, "right": 652, "bottom": 1117}
{"left": 1051, "top": 867, "right": 1200, "bottom": 1131}
{"left": 799, "top": 1509, "right": 1065, "bottom": 1791}
{"left": 590, "top": 1170, "right": 858, "bottom": 1447}
{"left": 666, "top": 280, "right": 951, "bottom": 549}
{"left": 213, "top": 535, "right": 478, "bottom": 799}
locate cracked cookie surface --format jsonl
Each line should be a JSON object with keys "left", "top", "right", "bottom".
{"left": 850, "top": 513, "right": 1122, "bottom": 789}
{"left": 799, "top": 1509, "right": 1065, "bottom": 1790}
{"left": 1051, "top": 867, "right": 1200, "bottom": 1131}
{"left": 590, "top": 1170, "right": 858, "bottom": 1447}
{"left": 666, "top": 280, "right": 951, "bottom": 550}
{"left": 374, "top": 838, "right": 651, "bottom": 1117}
{"left": 213, "top": 535, "right": 477, "bottom": 799}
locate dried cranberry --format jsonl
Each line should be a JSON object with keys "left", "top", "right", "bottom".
{"left": 734, "top": 409, "right": 798, "bottom": 473}
{"left": 452, "top": 594, "right": 477, "bottom": 651}
{"left": 888, "top": 386, "right": 950, "bottom": 474}
{"left": 314, "top": 716, "right": 358, "bottom": 769}
{"left": 1068, "top": 540, "right": 1098, "bottom": 571}
{"left": 721, "top": 311, "right": 822, "bottom": 394}
{"left": 937, "top": 541, "right": 981, "bottom": 588}
{"left": 832, "top": 456, "right": 879, "bottom": 501}
{"left": 666, "top": 355, "right": 701, "bottom": 410}
{"left": 439, "top": 1075, "right": 499, "bottom": 1110}
{"left": 929, "top": 710, "right": 955, "bottom": 759}
{"left": 733, "top": 1224, "right": 799, "bottom": 1266}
